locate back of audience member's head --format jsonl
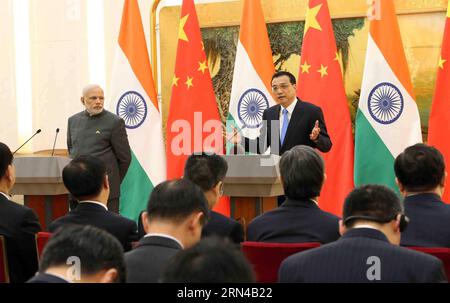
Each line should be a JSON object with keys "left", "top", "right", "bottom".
{"left": 160, "top": 237, "right": 255, "bottom": 283}
{"left": 146, "top": 179, "right": 209, "bottom": 224}
{"left": 342, "top": 185, "right": 406, "bottom": 244}
{"left": 183, "top": 152, "right": 228, "bottom": 208}
{"left": 184, "top": 152, "right": 228, "bottom": 191}
{"left": 39, "top": 225, "right": 125, "bottom": 283}
{"left": 62, "top": 155, "right": 107, "bottom": 200}
{"left": 394, "top": 143, "right": 446, "bottom": 193}
{"left": 0, "top": 142, "right": 14, "bottom": 183}
{"left": 144, "top": 179, "right": 210, "bottom": 247}
{"left": 279, "top": 145, "right": 325, "bottom": 200}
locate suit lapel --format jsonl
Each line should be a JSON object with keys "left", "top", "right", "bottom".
{"left": 281, "top": 99, "right": 305, "bottom": 149}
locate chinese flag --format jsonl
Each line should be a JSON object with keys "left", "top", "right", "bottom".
{"left": 297, "top": 0, "right": 354, "bottom": 216}
{"left": 428, "top": 1, "right": 450, "bottom": 203}
{"left": 166, "top": 0, "right": 228, "bottom": 215}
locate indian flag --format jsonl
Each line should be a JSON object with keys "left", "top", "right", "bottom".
{"left": 109, "top": 0, "right": 166, "bottom": 221}
{"left": 355, "top": 0, "right": 422, "bottom": 191}
{"left": 227, "top": 0, "right": 275, "bottom": 143}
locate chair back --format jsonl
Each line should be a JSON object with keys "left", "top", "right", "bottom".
{"left": 0, "top": 235, "right": 10, "bottom": 283}
{"left": 407, "top": 246, "right": 450, "bottom": 279}
{"left": 36, "top": 232, "right": 52, "bottom": 260}
{"left": 241, "top": 241, "right": 321, "bottom": 283}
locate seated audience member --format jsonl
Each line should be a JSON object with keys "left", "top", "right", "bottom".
{"left": 125, "top": 179, "right": 209, "bottom": 283}
{"left": 49, "top": 155, "right": 138, "bottom": 251}
{"left": 279, "top": 185, "right": 447, "bottom": 283}
{"left": 0, "top": 142, "right": 41, "bottom": 283}
{"left": 160, "top": 237, "right": 255, "bottom": 283}
{"left": 184, "top": 152, "right": 244, "bottom": 243}
{"left": 395, "top": 143, "right": 450, "bottom": 247}
{"left": 28, "top": 225, "right": 125, "bottom": 283}
{"left": 247, "top": 145, "right": 340, "bottom": 243}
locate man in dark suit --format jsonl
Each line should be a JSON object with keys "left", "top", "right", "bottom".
{"left": 184, "top": 152, "right": 244, "bottom": 244}
{"left": 49, "top": 155, "right": 138, "bottom": 251}
{"left": 0, "top": 142, "right": 41, "bottom": 283}
{"left": 247, "top": 145, "right": 340, "bottom": 243}
{"left": 28, "top": 225, "right": 125, "bottom": 283}
{"left": 395, "top": 143, "right": 450, "bottom": 247}
{"left": 279, "top": 185, "right": 447, "bottom": 283}
{"left": 229, "top": 71, "right": 332, "bottom": 155}
{"left": 67, "top": 84, "right": 131, "bottom": 213}
{"left": 125, "top": 179, "right": 209, "bottom": 283}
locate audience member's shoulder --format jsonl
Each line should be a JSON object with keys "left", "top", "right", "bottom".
{"left": 2, "top": 197, "right": 35, "bottom": 216}
{"left": 210, "top": 210, "right": 238, "bottom": 225}
{"left": 320, "top": 209, "right": 341, "bottom": 221}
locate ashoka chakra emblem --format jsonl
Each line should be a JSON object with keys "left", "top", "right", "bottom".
{"left": 237, "top": 88, "right": 269, "bottom": 129}
{"left": 368, "top": 82, "right": 404, "bottom": 125}
{"left": 116, "top": 91, "right": 147, "bottom": 129}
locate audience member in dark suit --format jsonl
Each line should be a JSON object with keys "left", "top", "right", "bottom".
{"left": 247, "top": 145, "right": 340, "bottom": 243}
{"left": 228, "top": 71, "right": 332, "bottom": 156}
{"left": 125, "top": 179, "right": 209, "bottom": 283}
{"left": 279, "top": 185, "right": 447, "bottom": 283}
{"left": 28, "top": 225, "right": 125, "bottom": 283}
{"left": 49, "top": 155, "right": 138, "bottom": 251}
{"left": 184, "top": 152, "right": 244, "bottom": 244}
{"left": 0, "top": 142, "right": 41, "bottom": 283}
{"left": 161, "top": 237, "right": 255, "bottom": 283}
{"left": 395, "top": 143, "right": 450, "bottom": 247}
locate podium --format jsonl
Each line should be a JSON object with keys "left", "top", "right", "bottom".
{"left": 223, "top": 154, "right": 283, "bottom": 226}
{"left": 11, "top": 156, "right": 71, "bottom": 231}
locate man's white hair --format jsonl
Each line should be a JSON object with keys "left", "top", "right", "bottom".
{"left": 82, "top": 84, "right": 103, "bottom": 97}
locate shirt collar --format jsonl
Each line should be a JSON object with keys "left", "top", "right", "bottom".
{"left": 281, "top": 98, "right": 298, "bottom": 115}
{"left": 79, "top": 200, "right": 108, "bottom": 211}
{"left": 0, "top": 192, "right": 10, "bottom": 200}
{"left": 144, "top": 233, "right": 184, "bottom": 249}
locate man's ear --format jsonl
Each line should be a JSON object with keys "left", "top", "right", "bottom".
{"left": 99, "top": 268, "right": 118, "bottom": 283}
{"left": 141, "top": 211, "right": 149, "bottom": 234}
{"left": 441, "top": 171, "right": 447, "bottom": 188}
{"left": 393, "top": 214, "right": 402, "bottom": 233}
{"left": 338, "top": 219, "right": 347, "bottom": 236}
{"left": 104, "top": 175, "right": 110, "bottom": 190}
{"left": 80, "top": 96, "right": 85, "bottom": 105}
{"left": 395, "top": 178, "right": 406, "bottom": 196}
{"left": 188, "top": 212, "right": 204, "bottom": 232}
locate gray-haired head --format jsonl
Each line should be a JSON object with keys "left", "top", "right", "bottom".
{"left": 82, "top": 84, "right": 103, "bottom": 97}
{"left": 279, "top": 145, "right": 325, "bottom": 200}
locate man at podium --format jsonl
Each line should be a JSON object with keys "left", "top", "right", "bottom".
{"left": 228, "top": 71, "right": 332, "bottom": 156}
{"left": 67, "top": 84, "right": 131, "bottom": 213}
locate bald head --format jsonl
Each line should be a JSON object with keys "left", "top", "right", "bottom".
{"left": 81, "top": 84, "right": 105, "bottom": 115}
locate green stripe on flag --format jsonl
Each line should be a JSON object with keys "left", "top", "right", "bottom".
{"left": 119, "top": 151, "right": 154, "bottom": 222}
{"left": 354, "top": 110, "right": 399, "bottom": 193}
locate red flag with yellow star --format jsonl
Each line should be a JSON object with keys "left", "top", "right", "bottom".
{"left": 297, "top": 0, "right": 354, "bottom": 216}
{"left": 428, "top": 1, "right": 450, "bottom": 203}
{"left": 166, "top": 0, "right": 222, "bottom": 177}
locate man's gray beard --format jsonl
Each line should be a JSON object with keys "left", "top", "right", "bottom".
{"left": 87, "top": 108, "right": 104, "bottom": 116}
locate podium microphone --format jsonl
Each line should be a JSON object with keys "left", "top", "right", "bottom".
{"left": 13, "top": 129, "right": 42, "bottom": 155}
{"left": 51, "top": 128, "right": 60, "bottom": 156}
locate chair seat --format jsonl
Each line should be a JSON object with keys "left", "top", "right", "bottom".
{"left": 241, "top": 241, "right": 321, "bottom": 283}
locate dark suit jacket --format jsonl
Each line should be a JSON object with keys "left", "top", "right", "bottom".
{"left": 401, "top": 193, "right": 450, "bottom": 247}
{"left": 49, "top": 202, "right": 138, "bottom": 251}
{"left": 67, "top": 110, "right": 131, "bottom": 199}
{"left": 279, "top": 228, "right": 447, "bottom": 283}
{"left": 247, "top": 198, "right": 340, "bottom": 244}
{"left": 0, "top": 194, "right": 41, "bottom": 283}
{"left": 202, "top": 211, "right": 244, "bottom": 244}
{"left": 244, "top": 98, "right": 332, "bottom": 154}
{"left": 27, "top": 273, "right": 69, "bottom": 283}
{"left": 125, "top": 235, "right": 182, "bottom": 283}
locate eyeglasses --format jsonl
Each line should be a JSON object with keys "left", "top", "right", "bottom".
{"left": 271, "top": 84, "right": 292, "bottom": 92}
